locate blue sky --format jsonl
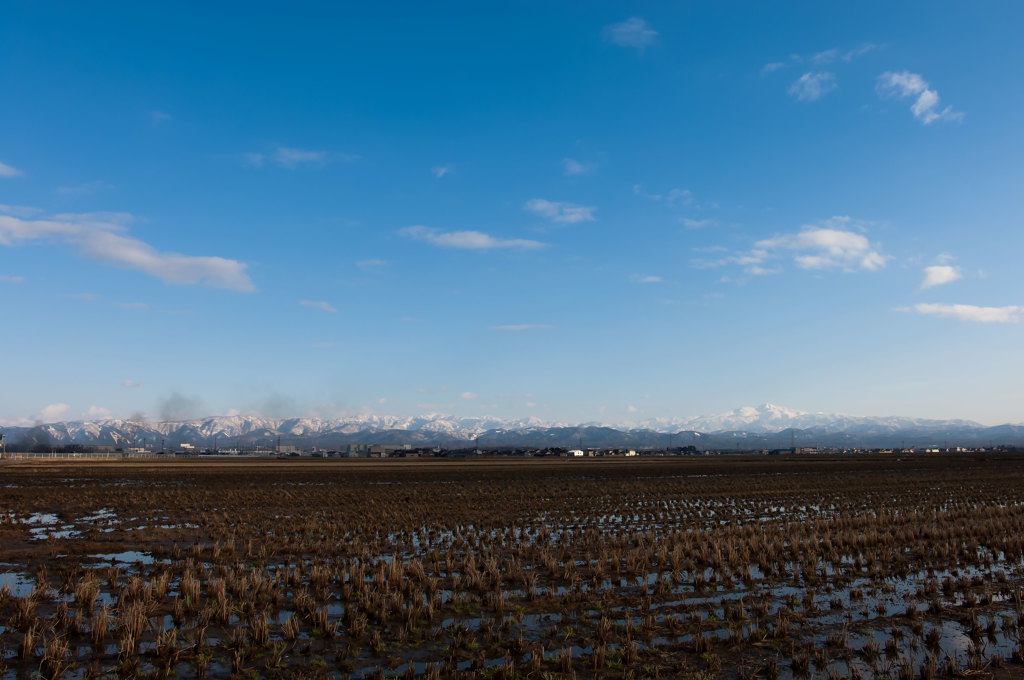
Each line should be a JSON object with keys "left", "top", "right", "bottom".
{"left": 2, "top": 1, "right": 1023, "bottom": 426}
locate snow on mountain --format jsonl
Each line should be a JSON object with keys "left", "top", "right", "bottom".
{"left": 3, "top": 405, "right": 1002, "bottom": 448}
{"left": 638, "top": 403, "right": 984, "bottom": 434}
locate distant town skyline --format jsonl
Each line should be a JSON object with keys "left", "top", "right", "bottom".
{"left": 2, "top": 3, "right": 1022, "bottom": 427}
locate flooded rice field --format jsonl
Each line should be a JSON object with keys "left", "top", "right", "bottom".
{"left": 0, "top": 454, "right": 1022, "bottom": 679}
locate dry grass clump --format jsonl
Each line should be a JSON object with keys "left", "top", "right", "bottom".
{"left": 0, "top": 453, "right": 1023, "bottom": 677}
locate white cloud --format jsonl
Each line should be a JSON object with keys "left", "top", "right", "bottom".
{"left": 679, "top": 217, "right": 714, "bottom": 229}
{"left": 755, "top": 219, "right": 887, "bottom": 271}
{"left": 562, "top": 158, "right": 594, "bottom": 176}
{"left": 490, "top": 324, "right": 550, "bottom": 331}
{"left": 356, "top": 258, "right": 388, "bottom": 271}
{"left": 0, "top": 161, "right": 23, "bottom": 178}
{"left": 761, "top": 62, "right": 786, "bottom": 74}
{"left": 35, "top": 403, "right": 70, "bottom": 423}
{"left": 377, "top": 397, "right": 388, "bottom": 404}
{"left": 244, "top": 147, "right": 358, "bottom": 169}
{"left": 400, "top": 225, "right": 546, "bottom": 250}
{"left": 633, "top": 186, "right": 692, "bottom": 206}
{"left": 921, "top": 265, "right": 962, "bottom": 289}
{"left": 150, "top": 110, "right": 171, "bottom": 125}
{"left": 83, "top": 405, "right": 113, "bottom": 419}
{"left": 632, "top": 275, "right": 661, "bottom": 283}
{"left": 56, "top": 181, "right": 115, "bottom": 197}
{"left": 811, "top": 49, "right": 840, "bottom": 65}
{"left": 0, "top": 275, "right": 23, "bottom": 283}
{"left": 0, "top": 208, "right": 255, "bottom": 292}
{"left": 664, "top": 188, "right": 692, "bottom": 206}
{"left": 843, "top": 44, "right": 879, "bottom": 61}
{"left": 459, "top": 392, "right": 478, "bottom": 400}
{"left": 695, "top": 217, "right": 887, "bottom": 274}
{"left": 602, "top": 17, "right": 657, "bottom": 49}
{"left": 810, "top": 45, "right": 878, "bottom": 65}
{"left": 432, "top": 165, "right": 452, "bottom": 178}
{"left": 122, "top": 379, "right": 146, "bottom": 388}
{"left": 626, "top": 405, "right": 640, "bottom": 414}
{"left": 788, "top": 72, "right": 837, "bottom": 101}
{"left": 272, "top": 147, "right": 327, "bottom": 168}
{"left": 299, "top": 299, "right": 339, "bottom": 313}
{"left": 0, "top": 204, "right": 42, "bottom": 217}
{"left": 877, "top": 71, "right": 963, "bottom": 124}
{"left": 913, "top": 303, "right": 1021, "bottom": 323}
{"left": 524, "top": 198, "right": 596, "bottom": 224}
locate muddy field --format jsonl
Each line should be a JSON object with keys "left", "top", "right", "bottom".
{"left": 1, "top": 454, "right": 1023, "bottom": 679}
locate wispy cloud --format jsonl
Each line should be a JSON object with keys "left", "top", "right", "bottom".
{"left": 0, "top": 161, "right": 23, "bottom": 178}
{"left": 272, "top": 147, "right": 327, "bottom": 168}
{"left": 679, "top": 217, "right": 715, "bottom": 229}
{"left": 764, "top": 43, "right": 878, "bottom": 73}
{"left": 56, "top": 181, "right": 115, "bottom": 197}
{"left": 490, "top": 324, "right": 550, "bottom": 331}
{"left": 877, "top": 71, "right": 963, "bottom": 124}
{"left": 524, "top": 198, "right": 596, "bottom": 224}
{"left": 356, "top": 258, "right": 388, "bottom": 271}
{"left": 633, "top": 185, "right": 692, "bottom": 206}
{"left": 400, "top": 225, "right": 546, "bottom": 250}
{"left": 432, "top": 165, "right": 453, "bottom": 178}
{"left": 562, "top": 158, "right": 594, "bottom": 176}
{"left": 122, "top": 379, "right": 146, "bottom": 388}
{"left": 0, "top": 207, "right": 255, "bottom": 292}
{"left": 810, "top": 49, "right": 841, "bottom": 65}
{"left": 602, "top": 17, "right": 657, "bottom": 50}
{"left": 459, "top": 392, "right": 478, "bottom": 400}
{"left": 0, "top": 204, "right": 42, "bottom": 217}
{"left": 921, "top": 265, "right": 962, "bottom": 289}
{"left": 150, "top": 110, "right": 171, "bottom": 125}
{"left": 299, "top": 299, "right": 339, "bottom": 313}
{"left": 244, "top": 147, "right": 358, "bottom": 169}
{"left": 631, "top": 274, "right": 661, "bottom": 284}
{"left": 0, "top": 275, "right": 23, "bottom": 283}
{"left": 694, "top": 217, "right": 887, "bottom": 274}
{"left": 912, "top": 303, "right": 1020, "bottom": 323}
{"left": 788, "top": 72, "right": 837, "bottom": 101}
{"left": 842, "top": 43, "right": 879, "bottom": 61}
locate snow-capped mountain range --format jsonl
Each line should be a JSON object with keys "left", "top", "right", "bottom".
{"left": 3, "top": 403, "right": 1021, "bottom": 449}
{"left": 641, "top": 403, "right": 984, "bottom": 434}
